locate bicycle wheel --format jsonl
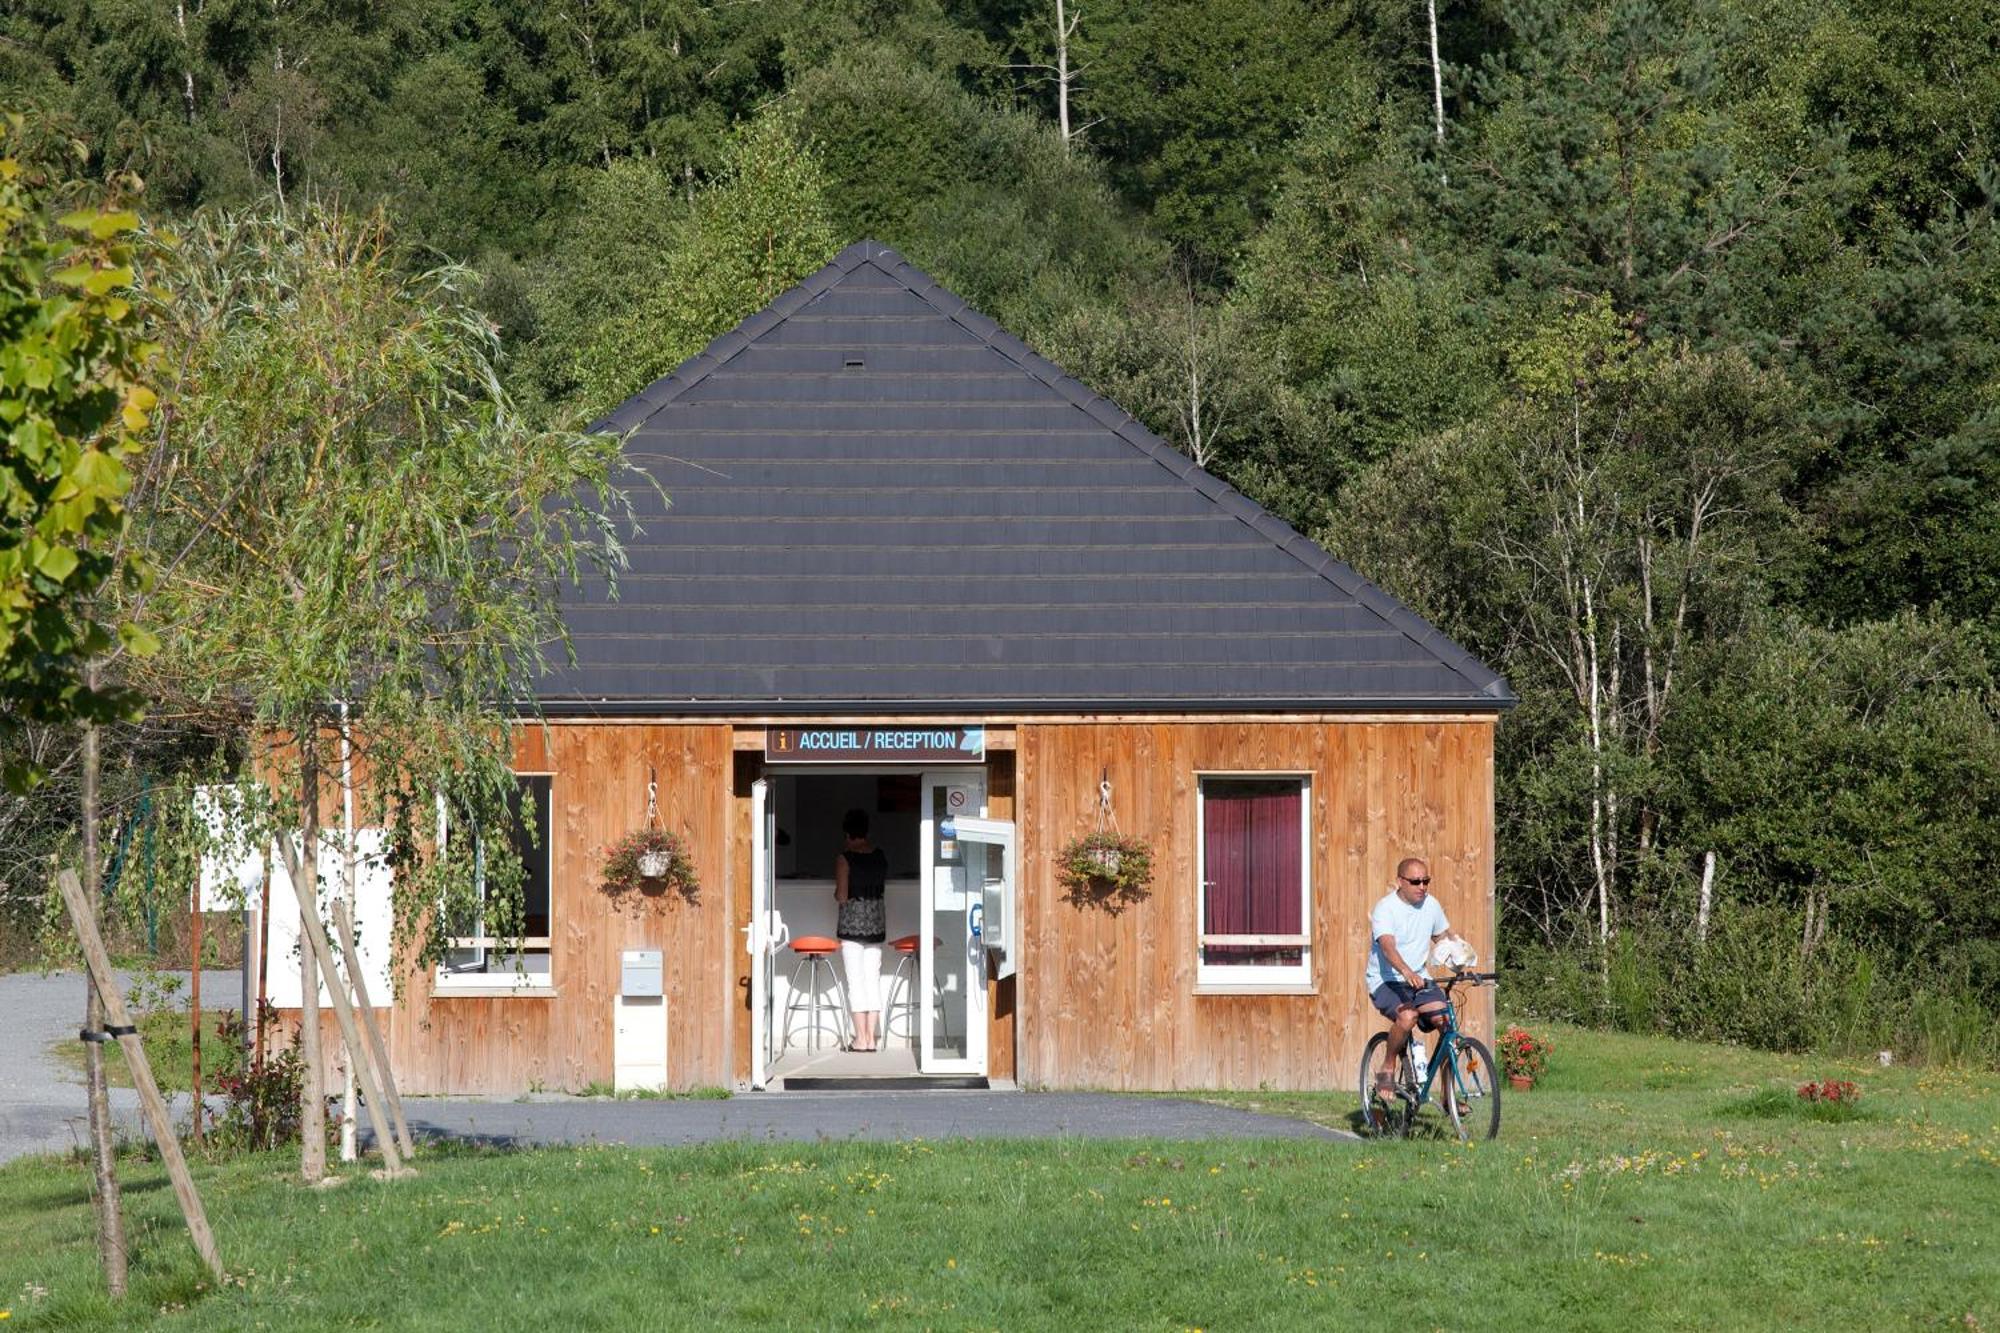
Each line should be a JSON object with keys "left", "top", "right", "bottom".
{"left": 1358, "top": 1032, "right": 1410, "bottom": 1138}
{"left": 1441, "top": 1035, "right": 1502, "bottom": 1141}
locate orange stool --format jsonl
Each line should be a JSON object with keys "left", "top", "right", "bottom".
{"left": 883, "top": 934, "right": 922, "bottom": 1046}
{"left": 782, "top": 936, "right": 850, "bottom": 1052}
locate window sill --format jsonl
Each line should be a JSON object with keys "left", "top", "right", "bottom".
{"left": 1192, "top": 984, "right": 1318, "bottom": 997}
{"left": 431, "top": 982, "right": 558, "bottom": 999}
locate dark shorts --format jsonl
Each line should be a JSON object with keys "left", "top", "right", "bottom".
{"left": 1371, "top": 979, "right": 1446, "bottom": 1020}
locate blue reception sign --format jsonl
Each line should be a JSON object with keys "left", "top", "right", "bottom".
{"left": 766, "top": 726, "right": 985, "bottom": 763}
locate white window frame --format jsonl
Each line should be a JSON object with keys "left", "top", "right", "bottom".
{"left": 1195, "top": 772, "right": 1313, "bottom": 991}
{"left": 433, "top": 771, "right": 556, "bottom": 995}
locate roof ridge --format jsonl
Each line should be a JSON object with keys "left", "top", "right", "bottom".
{"left": 590, "top": 238, "right": 1512, "bottom": 705}
{"left": 588, "top": 241, "right": 883, "bottom": 434}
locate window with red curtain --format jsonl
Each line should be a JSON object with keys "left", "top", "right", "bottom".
{"left": 1201, "top": 778, "right": 1306, "bottom": 972}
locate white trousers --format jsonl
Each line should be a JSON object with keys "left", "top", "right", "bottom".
{"left": 840, "top": 939, "right": 885, "bottom": 1014}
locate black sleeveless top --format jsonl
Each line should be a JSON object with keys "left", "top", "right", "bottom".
{"left": 840, "top": 847, "right": 888, "bottom": 899}
{"left": 837, "top": 847, "right": 889, "bottom": 943}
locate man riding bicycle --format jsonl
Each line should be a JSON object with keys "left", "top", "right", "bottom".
{"left": 1364, "top": 857, "right": 1461, "bottom": 1100}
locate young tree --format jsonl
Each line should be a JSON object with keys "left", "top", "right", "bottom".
{"left": 0, "top": 116, "right": 160, "bottom": 793}
{"left": 564, "top": 109, "right": 837, "bottom": 422}
{"left": 1335, "top": 298, "right": 1808, "bottom": 963}
{"left": 0, "top": 114, "right": 178, "bottom": 1297}
{"left": 134, "top": 204, "right": 630, "bottom": 1180}
{"left": 1003, "top": 0, "right": 1099, "bottom": 154}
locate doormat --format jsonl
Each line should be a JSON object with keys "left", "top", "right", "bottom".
{"left": 781, "top": 1076, "right": 991, "bottom": 1091}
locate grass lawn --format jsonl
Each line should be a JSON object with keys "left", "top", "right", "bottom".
{"left": 50, "top": 1009, "right": 237, "bottom": 1095}
{"left": 1, "top": 1024, "right": 1994, "bottom": 1330}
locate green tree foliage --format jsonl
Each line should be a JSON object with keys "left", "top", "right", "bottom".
{"left": 136, "top": 205, "right": 628, "bottom": 970}
{"left": 1443, "top": 0, "right": 1844, "bottom": 343}
{"left": 1335, "top": 300, "right": 1810, "bottom": 946}
{"left": 1057, "top": 0, "right": 1355, "bottom": 265}
{"left": 551, "top": 110, "right": 839, "bottom": 424}
{"left": 794, "top": 46, "right": 1157, "bottom": 339}
{"left": 1671, "top": 612, "right": 2000, "bottom": 979}
{"left": 0, "top": 118, "right": 159, "bottom": 791}
{"left": 11, "top": 0, "right": 2000, "bottom": 1054}
{"left": 1785, "top": 201, "right": 2000, "bottom": 639}
{"left": 1233, "top": 103, "right": 1499, "bottom": 499}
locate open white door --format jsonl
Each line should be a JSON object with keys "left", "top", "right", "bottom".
{"left": 920, "top": 771, "right": 990, "bottom": 1075}
{"left": 955, "top": 816, "right": 1017, "bottom": 982}
{"left": 744, "top": 778, "right": 782, "bottom": 1090}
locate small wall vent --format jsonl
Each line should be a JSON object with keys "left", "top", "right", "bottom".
{"left": 843, "top": 356, "right": 866, "bottom": 369}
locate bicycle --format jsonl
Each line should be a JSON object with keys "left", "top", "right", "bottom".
{"left": 1358, "top": 969, "right": 1501, "bottom": 1141}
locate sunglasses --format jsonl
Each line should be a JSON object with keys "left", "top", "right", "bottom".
{"left": 1402, "top": 876, "right": 1431, "bottom": 886}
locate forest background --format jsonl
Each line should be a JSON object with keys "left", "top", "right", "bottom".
{"left": 4, "top": 0, "right": 1997, "bottom": 1063}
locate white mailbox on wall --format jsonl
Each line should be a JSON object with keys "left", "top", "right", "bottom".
{"left": 614, "top": 949, "right": 666, "bottom": 1092}
{"left": 621, "top": 949, "right": 663, "bottom": 997}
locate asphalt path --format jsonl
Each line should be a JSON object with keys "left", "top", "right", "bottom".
{"left": 2, "top": 970, "right": 1352, "bottom": 1163}
{"left": 397, "top": 1090, "right": 1351, "bottom": 1150}
{"left": 0, "top": 968, "right": 240, "bottom": 1165}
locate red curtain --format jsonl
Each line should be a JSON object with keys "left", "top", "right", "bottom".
{"left": 1202, "top": 781, "right": 1302, "bottom": 966}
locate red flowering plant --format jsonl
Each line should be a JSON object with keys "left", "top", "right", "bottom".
{"left": 1499, "top": 1025, "right": 1551, "bottom": 1082}
{"left": 1797, "top": 1079, "right": 1859, "bottom": 1106}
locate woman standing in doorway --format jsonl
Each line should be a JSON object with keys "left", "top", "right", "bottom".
{"left": 834, "top": 809, "right": 889, "bottom": 1052}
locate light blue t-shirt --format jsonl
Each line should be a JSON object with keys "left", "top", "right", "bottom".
{"left": 1364, "top": 890, "right": 1450, "bottom": 992}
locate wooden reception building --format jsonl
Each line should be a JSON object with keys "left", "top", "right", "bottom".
{"left": 289, "top": 242, "right": 1512, "bottom": 1096}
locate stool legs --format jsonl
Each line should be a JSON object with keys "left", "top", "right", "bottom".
{"left": 883, "top": 950, "right": 918, "bottom": 1046}
{"left": 782, "top": 953, "right": 851, "bottom": 1053}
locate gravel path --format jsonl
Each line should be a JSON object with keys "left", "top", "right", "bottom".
{"left": 0, "top": 968, "right": 239, "bottom": 1165}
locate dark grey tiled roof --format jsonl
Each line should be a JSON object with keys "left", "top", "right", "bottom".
{"left": 538, "top": 241, "right": 1512, "bottom": 713}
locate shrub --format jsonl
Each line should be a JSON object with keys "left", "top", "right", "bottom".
{"left": 1722, "top": 1085, "right": 1871, "bottom": 1123}
{"left": 200, "top": 1002, "right": 308, "bottom": 1153}
{"left": 1503, "top": 911, "right": 2000, "bottom": 1067}
{"left": 1797, "top": 1078, "right": 1858, "bottom": 1106}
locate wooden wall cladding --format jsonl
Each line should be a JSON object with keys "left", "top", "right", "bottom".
{"left": 1016, "top": 720, "right": 1495, "bottom": 1091}
{"left": 378, "top": 723, "right": 736, "bottom": 1095}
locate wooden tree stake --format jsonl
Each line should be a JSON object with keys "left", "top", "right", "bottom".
{"left": 54, "top": 870, "right": 225, "bottom": 1281}
{"left": 274, "top": 840, "right": 407, "bottom": 1176}
{"left": 190, "top": 905, "right": 204, "bottom": 1147}
{"left": 332, "top": 898, "right": 414, "bottom": 1160}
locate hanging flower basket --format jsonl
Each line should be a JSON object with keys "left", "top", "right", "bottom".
{"left": 1056, "top": 830, "right": 1154, "bottom": 911}
{"left": 601, "top": 827, "right": 698, "bottom": 902}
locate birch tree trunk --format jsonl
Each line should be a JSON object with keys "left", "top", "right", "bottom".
{"left": 1055, "top": 0, "right": 1074, "bottom": 151}
{"left": 271, "top": 47, "right": 286, "bottom": 212}
{"left": 1427, "top": 0, "right": 1446, "bottom": 143}
{"left": 176, "top": 0, "right": 196, "bottom": 123}
{"left": 1696, "top": 850, "right": 1715, "bottom": 944}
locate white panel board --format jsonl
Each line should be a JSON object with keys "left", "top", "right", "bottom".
{"left": 194, "top": 785, "right": 265, "bottom": 912}
{"left": 265, "top": 829, "right": 393, "bottom": 1009}
{"left": 614, "top": 995, "right": 668, "bottom": 1093}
